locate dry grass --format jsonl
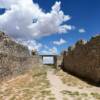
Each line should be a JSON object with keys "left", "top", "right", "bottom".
{"left": 55, "top": 69, "right": 100, "bottom": 100}
{"left": 0, "top": 65, "right": 100, "bottom": 100}
{"left": 55, "top": 69, "right": 92, "bottom": 88}
{"left": 0, "top": 65, "right": 55, "bottom": 100}
{"left": 61, "top": 90, "right": 100, "bottom": 100}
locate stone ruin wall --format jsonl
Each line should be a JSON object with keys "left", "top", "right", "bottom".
{"left": 0, "top": 54, "right": 40, "bottom": 81}
{"left": 62, "top": 35, "right": 100, "bottom": 83}
{"left": 0, "top": 31, "right": 41, "bottom": 80}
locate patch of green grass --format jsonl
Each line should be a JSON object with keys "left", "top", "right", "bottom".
{"left": 40, "top": 90, "right": 51, "bottom": 95}
{"left": 61, "top": 90, "right": 89, "bottom": 100}
{"left": 81, "top": 93, "right": 88, "bottom": 97}
{"left": 91, "top": 92, "right": 100, "bottom": 99}
{"left": 61, "top": 90, "right": 80, "bottom": 96}
{"left": 48, "top": 97, "right": 56, "bottom": 100}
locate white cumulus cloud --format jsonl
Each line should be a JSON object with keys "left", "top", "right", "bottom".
{"left": 16, "top": 39, "right": 42, "bottom": 51}
{"left": 41, "top": 46, "right": 58, "bottom": 55}
{"left": 0, "top": 0, "right": 72, "bottom": 40}
{"left": 49, "top": 47, "right": 58, "bottom": 54}
{"left": 79, "top": 28, "right": 86, "bottom": 33}
{"left": 53, "top": 38, "right": 67, "bottom": 45}
{"left": 0, "top": 0, "right": 72, "bottom": 54}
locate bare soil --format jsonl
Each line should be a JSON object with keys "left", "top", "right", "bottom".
{"left": 0, "top": 65, "right": 100, "bottom": 100}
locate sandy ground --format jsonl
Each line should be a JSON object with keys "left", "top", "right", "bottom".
{"left": 47, "top": 70, "right": 64, "bottom": 100}
{"left": 47, "top": 69, "right": 100, "bottom": 100}
{"left": 0, "top": 66, "right": 100, "bottom": 100}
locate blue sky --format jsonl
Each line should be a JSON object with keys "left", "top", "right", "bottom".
{"left": 0, "top": 0, "right": 100, "bottom": 54}
{"left": 33, "top": 0, "right": 100, "bottom": 53}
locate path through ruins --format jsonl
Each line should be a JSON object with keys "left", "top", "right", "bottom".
{"left": 47, "top": 68, "right": 100, "bottom": 100}
{"left": 47, "top": 69, "right": 64, "bottom": 100}
{"left": 0, "top": 65, "right": 100, "bottom": 100}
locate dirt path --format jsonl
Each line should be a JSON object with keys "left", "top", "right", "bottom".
{"left": 47, "top": 69, "right": 100, "bottom": 100}
{"left": 0, "top": 66, "right": 100, "bottom": 100}
{"left": 47, "top": 70, "right": 64, "bottom": 100}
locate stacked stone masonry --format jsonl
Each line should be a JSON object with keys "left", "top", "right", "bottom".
{"left": 62, "top": 35, "right": 100, "bottom": 83}
{"left": 0, "top": 31, "right": 40, "bottom": 80}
